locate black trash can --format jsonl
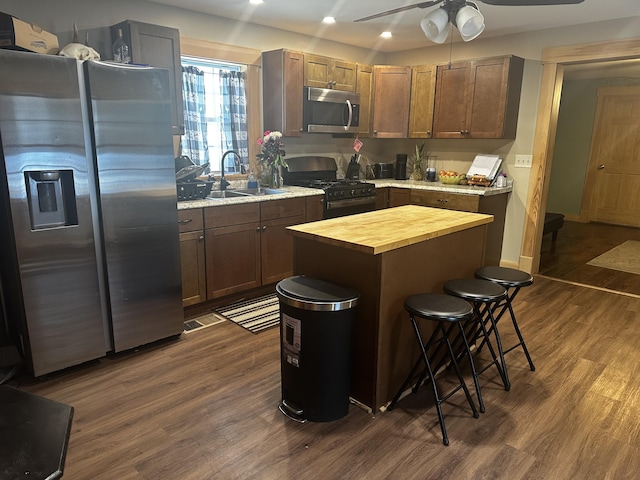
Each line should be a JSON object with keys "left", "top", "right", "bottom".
{"left": 276, "top": 275, "right": 359, "bottom": 423}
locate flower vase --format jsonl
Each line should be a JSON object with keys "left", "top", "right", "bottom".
{"left": 269, "top": 167, "right": 282, "bottom": 189}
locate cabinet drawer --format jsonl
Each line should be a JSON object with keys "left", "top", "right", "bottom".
{"left": 261, "top": 198, "right": 306, "bottom": 221}
{"left": 204, "top": 203, "right": 260, "bottom": 229}
{"left": 178, "top": 209, "right": 204, "bottom": 232}
{"left": 411, "top": 190, "right": 480, "bottom": 212}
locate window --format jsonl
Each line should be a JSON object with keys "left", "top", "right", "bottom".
{"left": 180, "top": 56, "right": 249, "bottom": 175}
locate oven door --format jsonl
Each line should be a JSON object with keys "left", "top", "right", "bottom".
{"left": 324, "top": 196, "right": 376, "bottom": 219}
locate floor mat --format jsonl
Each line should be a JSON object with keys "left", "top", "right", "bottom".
{"left": 587, "top": 240, "right": 640, "bottom": 275}
{"left": 213, "top": 293, "right": 280, "bottom": 334}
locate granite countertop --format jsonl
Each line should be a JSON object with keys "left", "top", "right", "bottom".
{"left": 287, "top": 205, "right": 493, "bottom": 255}
{"left": 176, "top": 179, "right": 512, "bottom": 210}
{"left": 369, "top": 179, "right": 513, "bottom": 196}
{"left": 177, "top": 185, "right": 323, "bottom": 210}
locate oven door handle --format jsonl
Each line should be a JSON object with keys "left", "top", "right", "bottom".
{"left": 326, "top": 196, "right": 375, "bottom": 210}
{"left": 344, "top": 99, "right": 353, "bottom": 131}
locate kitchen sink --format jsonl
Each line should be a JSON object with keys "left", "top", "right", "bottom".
{"left": 206, "top": 188, "right": 285, "bottom": 199}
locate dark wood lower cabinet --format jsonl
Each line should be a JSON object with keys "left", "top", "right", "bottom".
{"left": 179, "top": 230, "right": 206, "bottom": 306}
{"left": 178, "top": 209, "right": 206, "bottom": 307}
{"left": 201, "top": 198, "right": 308, "bottom": 301}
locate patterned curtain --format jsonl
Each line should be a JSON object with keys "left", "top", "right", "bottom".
{"left": 180, "top": 66, "right": 209, "bottom": 166}
{"left": 220, "top": 71, "right": 248, "bottom": 173}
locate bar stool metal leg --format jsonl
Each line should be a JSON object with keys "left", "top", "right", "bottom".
{"left": 443, "top": 278, "right": 511, "bottom": 410}
{"left": 388, "top": 294, "right": 479, "bottom": 446}
{"left": 475, "top": 266, "right": 536, "bottom": 372}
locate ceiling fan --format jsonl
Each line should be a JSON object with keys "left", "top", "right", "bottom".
{"left": 354, "top": 0, "right": 586, "bottom": 44}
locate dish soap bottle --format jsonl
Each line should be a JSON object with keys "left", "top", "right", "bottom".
{"left": 112, "top": 29, "right": 131, "bottom": 64}
{"left": 247, "top": 170, "right": 259, "bottom": 189}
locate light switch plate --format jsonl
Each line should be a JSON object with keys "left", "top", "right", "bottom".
{"left": 515, "top": 154, "right": 532, "bottom": 168}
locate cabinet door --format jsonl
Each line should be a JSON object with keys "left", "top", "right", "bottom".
{"left": 433, "top": 61, "right": 471, "bottom": 138}
{"left": 261, "top": 214, "right": 306, "bottom": 285}
{"left": 306, "top": 195, "right": 325, "bottom": 222}
{"left": 356, "top": 63, "right": 373, "bottom": 138}
{"left": 433, "top": 56, "right": 524, "bottom": 139}
{"left": 468, "top": 56, "right": 523, "bottom": 139}
{"left": 372, "top": 66, "right": 411, "bottom": 138}
{"left": 389, "top": 188, "right": 411, "bottom": 207}
{"left": 304, "top": 54, "right": 356, "bottom": 91}
{"left": 262, "top": 49, "right": 304, "bottom": 137}
{"left": 304, "top": 53, "right": 332, "bottom": 89}
{"left": 204, "top": 204, "right": 261, "bottom": 298}
{"left": 179, "top": 230, "right": 206, "bottom": 306}
{"left": 112, "top": 21, "right": 183, "bottom": 135}
{"left": 408, "top": 65, "right": 436, "bottom": 138}
{"left": 205, "top": 223, "right": 261, "bottom": 299}
{"left": 376, "top": 187, "right": 389, "bottom": 209}
{"left": 331, "top": 59, "right": 357, "bottom": 91}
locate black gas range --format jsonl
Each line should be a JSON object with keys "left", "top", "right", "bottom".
{"left": 282, "top": 156, "right": 376, "bottom": 219}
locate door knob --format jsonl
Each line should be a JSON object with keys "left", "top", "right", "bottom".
{"left": 597, "top": 164, "right": 605, "bottom": 170}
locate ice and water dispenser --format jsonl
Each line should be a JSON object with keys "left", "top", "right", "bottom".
{"left": 25, "top": 170, "right": 78, "bottom": 229}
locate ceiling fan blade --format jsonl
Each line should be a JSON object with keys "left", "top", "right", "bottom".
{"left": 353, "top": 1, "right": 442, "bottom": 23}
{"left": 479, "top": 0, "right": 584, "bottom": 5}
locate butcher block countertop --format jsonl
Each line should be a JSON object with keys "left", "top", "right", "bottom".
{"left": 287, "top": 205, "right": 493, "bottom": 255}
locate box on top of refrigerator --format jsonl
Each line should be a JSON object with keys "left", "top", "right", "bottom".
{"left": 0, "top": 12, "right": 59, "bottom": 55}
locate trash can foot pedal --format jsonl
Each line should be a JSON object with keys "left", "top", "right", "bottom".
{"left": 279, "top": 400, "right": 307, "bottom": 423}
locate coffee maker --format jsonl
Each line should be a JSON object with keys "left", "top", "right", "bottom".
{"left": 395, "top": 154, "right": 407, "bottom": 180}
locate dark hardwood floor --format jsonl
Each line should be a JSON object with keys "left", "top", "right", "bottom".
{"left": 539, "top": 220, "right": 640, "bottom": 297}
{"left": 8, "top": 273, "right": 640, "bottom": 479}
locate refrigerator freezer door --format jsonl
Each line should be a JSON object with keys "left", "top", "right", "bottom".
{"left": 84, "top": 61, "right": 183, "bottom": 351}
{"left": 0, "top": 50, "right": 107, "bottom": 376}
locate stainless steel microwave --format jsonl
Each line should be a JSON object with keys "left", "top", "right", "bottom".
{"left": 303, "top": 87, "right": 360, "bottom": 134}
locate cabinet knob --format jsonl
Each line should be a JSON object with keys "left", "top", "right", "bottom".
{"left": 438, "top": 198, "right": 448, "bottom": 204}
{"left": 198, "top": 235, "right": 204, "bottom": 241}
{"left": 256, "top": 226, "right": 261, "bottom": 232}
{"left": 262, "top": 225, "right": 267, "bottom": 231}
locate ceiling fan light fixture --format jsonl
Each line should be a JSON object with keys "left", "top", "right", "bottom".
{"left": 455, "top": 4, "right": 485, "bottom": 42}
{"left": 420, "top": 7, "right": 450, "bottom": 44}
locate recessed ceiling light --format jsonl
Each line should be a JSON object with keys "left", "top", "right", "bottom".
{"left": 249, "top": 0, "right": 264, "bottom": 5}
{"left": 322, "top": 17, "right": 336, "bottom": 24}
{"left": 380, "top": 31, "right": 392, "bottom": 39}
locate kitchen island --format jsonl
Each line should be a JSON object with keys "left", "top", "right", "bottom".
{"left": 287, "top": 205, "right": 493, "bottom": 412}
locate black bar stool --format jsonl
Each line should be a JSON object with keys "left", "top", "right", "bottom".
{"left": 443, "top": 278, "right": 510, "bottom": 413}
{"left": 388, "top": 293, "right": 479, "bottom": 446}
{"left": 474, "top": 266, "right": 536, "bottom": 372}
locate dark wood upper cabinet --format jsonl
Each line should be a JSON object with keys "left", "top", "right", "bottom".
{"left": 262, "top": 49, "right": 304, "bottom": 137}
{"left": 111, "top": 20, "right": 184, "bottom": 135}
{"left": 371, "top": 65, "right": 412, "bottom": 139}
{"left": 408, "top": 64, "right": 436, "bottom": 139}
{"left": 433, "top": 55, "right": 524, "bottom": 139}
{"left": 304, "top": 54, "right": 357, "bottom": 91}
{"left": 355, "top": 63, "right": 373, "bottom": 138}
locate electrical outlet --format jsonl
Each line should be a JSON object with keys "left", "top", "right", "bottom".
{"left": 515, "top": 155, "right": 532, "bottom": 168}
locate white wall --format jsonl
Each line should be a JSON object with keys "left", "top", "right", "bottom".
{"left": 4, "top": 0, "right": 640, "bottom": 266}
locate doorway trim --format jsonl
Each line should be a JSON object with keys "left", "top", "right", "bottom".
{"left": 519, "top": 37, "right": 640, "bottom": 274}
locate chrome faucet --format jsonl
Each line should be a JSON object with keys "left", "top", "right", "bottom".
{"left": 219, "top": 150, "right": 238, "bottom": 190}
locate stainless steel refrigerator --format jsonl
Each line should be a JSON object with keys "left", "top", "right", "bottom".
{"left": 0, "top": 49, "right": 184, "bottom": 377}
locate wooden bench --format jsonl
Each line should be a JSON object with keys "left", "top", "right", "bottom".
{"left": 543, "top": 213, "right": 564, "bottom": 242}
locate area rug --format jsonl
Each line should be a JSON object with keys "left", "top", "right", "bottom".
{"left": 587, "top": 240, "right": 640, "bottom": 275}
{"left": 213, "top": 293, "right": 280, "bottom": 333}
